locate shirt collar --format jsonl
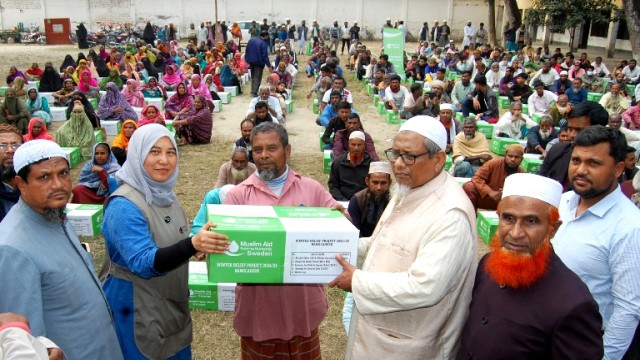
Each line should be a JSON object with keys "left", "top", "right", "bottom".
{"left": 566, "top": 186, "right": 622, "bottom": 219}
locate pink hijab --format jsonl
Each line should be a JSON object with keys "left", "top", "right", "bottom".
{"left": 234, "top": 53, "right": 248, "bottom": 71}
{"left": 188, "top": 74, "right": 212, "bottom": 100}
{"left": 162, "top": 64, "right": 182, "bottom": 86}
{"left": 137, "top": 104, "right": 165, "bottom": 126}
{"left": 77, "top": 69, "right": 98, "bottom": 92}
{"left": 121, "top": 79, "right": 145, "bottom": 107}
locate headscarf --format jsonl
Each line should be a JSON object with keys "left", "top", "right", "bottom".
{"left": 111, "top": 119, "right": 138, "bottom": 149}
{"left": 25, "top": 87, "right": 46, "bottom": 112}
{"left": 165, "top": 82, "right": 192, "bottom": 115}
{"left": 76, "top": 52, "right": 87, "bottom": 65}
{"left": 188, "top": 74, "right": 212, "bottom": 100}
{"left": 6, "top": 66, "right": 26, "bottom": 85}
{"left": 39, "top": 65, "right": 62, "bottom": 92}
{"left": 219, "top": 64, "right": 236, "bottom": 87}
{"left": 54, "top": 103, "right": 96, "bottom": 158}
{"left": 65, "top": 91, "right": 97, "bottom": 122}
{"left": 23, "top": 117, "right": 54, "bottom": 142}
{"left": 99, "top": 47, "right": 110, "bottom": 62}
{"left": 97, "top": 82, "right": 138, "bottom": 121}
{"left": 162, "top": 64, "right": 182, "bottom": 86}
{"left": 77, "top": 69, "right": 98, "bottom": 92}
{"left": 12, "top": 77, "right": 26, "bottom": 98}
{"left": 60, "top": 55, "right": 76, "bottom": 73}
{"left": 115, "top": 124, "right": 178, "bottom": 207}
{"left": 100, "top": 68, "right": 124, "bottom": 90}
{"left": 121, "top": 79, "right": 144, "bottom": 106}
{"left": 94, "top": 56, "right": 110, "bottom": 77}
{"left": 141, "top": 57, "right": 158, "bottom": 78}
{"left": 73, "top": 59, "right": 88, "bottom": 83}
{"left": 2, "top": 89, "right": 20, "bottom": 115}
{"left": 123, "top": 52, "right": 137, "bottom": 69}
{"left": 62, "top": 66, "right": 76, "bottom": 83}
{"left": 137, "top": 104, "right": 166, "bottom": 127}
{"left": 76, "top": 143, "right": 120, "bottom": 195}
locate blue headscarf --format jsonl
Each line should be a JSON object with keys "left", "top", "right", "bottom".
{"left": 77, "top": 142, "right": 120, "bottom": 196}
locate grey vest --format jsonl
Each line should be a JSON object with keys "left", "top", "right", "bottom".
{"left": 104, "top": 184, "right": 192, "bottom": 359}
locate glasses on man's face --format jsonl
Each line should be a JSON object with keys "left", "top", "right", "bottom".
{"left": 385, "top": 148, "right": 429, "bottom": 165}
{"left": 0, "top": 143, "right": 21, "bottom": 151}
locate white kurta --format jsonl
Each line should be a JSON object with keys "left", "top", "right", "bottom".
{"left": 463, "top": 25, "right": 475, "bottom": 47}
{"left": 346, "top": 171, "right": 477, "bottom": 360}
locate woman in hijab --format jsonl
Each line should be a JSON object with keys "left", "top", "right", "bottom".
{"left": 152, "top": 57, "right": 166, "bottom": 76}
{"left": 11, "top": 77, "right": 27, "bottom": 100}
{"left": 25, "top": 87, "right": 52, "bottom": 125}
{"left": 164, "top": 82, "right": 192, "bottom": 119}
{"left": 219, "top": 64, "right": 242, "bottom": 94}
{"left": 55, "top": 102, "right": 96, "bottom": 158}
{"left": 102, "top": 123, "right": 226, "bottom": 359}
{"left": 97, "top": 82, "right": 139, "bottom": 122}
{"left": 228, "top": 57, "right": 245, "bottom": 77}
{"left": 73, "top": 59, "right": 89, "bottom": 84}
{"left": 111, "top": 119, "right": 137, "bottom": 165}
{"left": 62, "top": 66, "right": 76, "bottom": 84}
{"left": 65, "top": 91, "right": 100, "bottom": 128}
{"left": 137, "top": 104, "right": 165, "bottom": 127}
{"left": 121, "top": 79, "right": 145, "bottom": 108}
{"left": 123, "top": 52, "right": 137, "bottom": 71}
{"left": 38, "top": 63, "right": 63, "bottom": 92}
{"left": 180, "top": 62, "right": 193, "bottom": 78}
{"left": 187, "top": 74, "right": 211, "bottom": 100}
{"left": 23, "top": 117, "right": 54, "bottom": 142}
{"left": 121, "top": 62, "right": 141, "bottom": 83}
{"left": 202, "top": 74, "right": 222, "bottom": 100}
{"left": 5, "top": 66, "right": 26, "bottom": 86}
{"left": 136, "top": 62, "right": 149, "bottom": 83}
{"left": 60, "top": 54, "right": 76, "bottom": 73}
{"left": 86, "top": 54, "right": 100, "bottom": 79}
{"left": 140, "top": 77, "right": 167, "bottom": 99}
{"left": 99, "top": 46, "right": 110, "bottom": 62}
{"left": 142, "top": 22, "right": 156, "bottom": 45}
{"left": 77, "top": 69, "right": 101, "bottom": 100}
{"left": 100, "top": 68, "right": 124, "bottom": 90}
{"left": 72, "top": 142, "right": 120, "bottom": 204}
{"left": 93, "top": 54, "right": 110, "bottom": 78}
{"left": 160, "top": 64, "right": 183, "bottom": 90}
{"left": 174, "top": 94, "right": 212, "bottom": 145}
{"left": 0, "top": 88, "right": 29, "bottom": 134}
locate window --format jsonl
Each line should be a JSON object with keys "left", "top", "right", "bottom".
{"left": 617, "top": 17, "right": 630, "bottom": 40}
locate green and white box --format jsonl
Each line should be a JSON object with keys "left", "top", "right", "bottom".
{"left": 65, "top": 204, "right": 104, "bottom": 237}
{"left": 188, "top": 262, "right": 236, "bottom": 311}
{"left": 223, "top": 86, "right": 238, "bottom": 96}
{"left": 145, "top": 97, "right": 165, "bottom": 108}
{"left": 102, "top": 120, "right": 122, "bottom": 136}
{"left": 94, "top": 130, "right": 104, "bottom": 143}
{"left": 323, "top": 150, "right": 332, "bottom": 174}
{"left": 490, "top": 137, "right": 521, "bottom": 156}
{"left": 521, "top": 154, "right": 543, "bottom": 174}
{"left": 219, "top": 92, "right": 232, "bottom": 104}
{"left": 206, "top": 205, "right": 359, "bottom": 284}
{"left": 212, "top": 100, "right": 222, "bottom": 113}
{"left": 476, "top": 121, "right": 494, "bottom": 139}
{"left": 61, "top": 147, "right": 82, "bottom": 168}
{"left": 445, "top": 155, "right": 453, "bottom": 171}
{"left": 477, "top": 210, "right": 499, "bottom": 244}
{"left": 285, "top": 99, "right": 294, "bottom": 114}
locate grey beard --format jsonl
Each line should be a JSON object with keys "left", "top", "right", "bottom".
{"left": 540, "top": 131, "right": 550, "bottom": 140}
{"left": 557, "top": 106, "right": 567, "bottom": 114}
{"left": 391, "top": 183, "right": 412, "bottom": 205}
{"left": 43, "top": 207, "right": 66, "bottom": 223}
{"left": 257, "top": 168, "right": 278, "bottom": 182}
{"left": 465, "top": 134, "right": 474, "bottom": 141}
{"left": 231, "top": 167, "right": 248, "bottom": 183}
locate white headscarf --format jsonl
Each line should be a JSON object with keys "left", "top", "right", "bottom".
{"left": 115, "top": 124, "right": 178, "bottom": 207}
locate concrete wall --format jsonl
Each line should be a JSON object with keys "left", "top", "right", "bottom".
{"left": 532, "top": 26, "right": 632, "bottom": 52}
{"left": 0, "top": 0, "right": 493, "bottom": 42}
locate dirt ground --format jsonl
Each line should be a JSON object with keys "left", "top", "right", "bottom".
{"left": 0, "top": 41, "right": 626, "bottom": 359}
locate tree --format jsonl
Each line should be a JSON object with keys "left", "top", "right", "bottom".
{"left": 622, "top": 0, "right": 640, "bottom": 61}
{"left": 486, "top": 0, "right": 498, "bottom": 46}
{"left": 525, "top": 0, "right": 618, "bottom": 52}
{"left": 504, "top": 0, "right": 522, "bottom": 29}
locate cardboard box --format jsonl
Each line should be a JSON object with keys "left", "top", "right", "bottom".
{"left": 94, "top": 130, "right": 104, "bottom": 144}
{"left": 102, "top": 120, "right": 122, "bottom": 136}
{"left": 313, "top": 99, "right": 319, "bottom": 114}
{"left": 165, "top": 120, "right": 174, "bottom": 132}
{"left": 212, "top": 100, "right": 222, "bottom": 113}
{"left": 285, "top": 99, "right": 294, "bottom": 114}
{"left": 587, "top": 92, "right": 603, "bottom": 102}
{"left": 377, "top": 101, "right": 386, "bottom": 115}
{"left": 65, "top": 204, "right": 104, "bottom": 237}
{"left": 477, "top": 210, "right": 499, "bottom": 244}
{"left": 188, "top": 262, "right": 236, "bottom": 311}
{"left": 498, "top": 96, "right": 510, "bottom": 109}
{"left": 319, "top": 129, "right": 333, "bottom": 151}
{"left": 88, "top": 98, "right": 98, "bottom": 109}
{"left": 206, "top": 205, "right": 359, "bottom": 284}
{"left": 445, "top": 154, "right": 452, "bottom": 171}
{"left": 145, "top": 97, "right": 165, "bottom": 109}
{"left": 490, "top": 137, "right": 521, "bottom": 156}
{"left": 223, "top": 86, "right": 238, "bottom": 96}
{"left": 219, "top": 92, "right": 231, "bottom": 104}
{"left": 521, "top": 154, "right": 543, "bottom": 174}
{"left": 476, "top": 121, "right": 494, "bottom": 139}
{"left": 323, "top": 150, "right": 332, "bottom": 174}
{"left": 50, "top": 107, "right": 67, "bottom": 122}
{"left": 385, "top": 110, "right": 400, "bottom": 124}
{"left": 61, "top": 147, "right": 82, "bottom": 168}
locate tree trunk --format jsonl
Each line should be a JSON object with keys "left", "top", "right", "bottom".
{"left": 487, "top": 0, "right": 498, "bottom": 46}
{"left": 568, "top": 26, "right": 576, "bottom": 52}
{"left": 622, "top": 0, "right": 640, "bottom": 61}
{"left": 504, "top": 0, "right": 522, "bottom": 28}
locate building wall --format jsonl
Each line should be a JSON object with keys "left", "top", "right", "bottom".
{"left": 0, "top": 0, "right": 491, "bottom": 42}
{"left": 532, "top": 27, "right": 632, "bottom": 52}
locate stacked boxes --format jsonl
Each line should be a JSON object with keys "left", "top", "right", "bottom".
{"left": 102, "top": 120, "right": 122, "bottom": 136}
{"left": 477, "top": 210, "right": 499, "bottom": 244}
{"left": 385, "top": 110, "right": 399, "bottom": 124}
{"left": 223, "top": 86, "right": 238, "bottom": 96}
{"left": 476, "top": 121, "right": 494, "bottom": 139}
{"left": 64, "top": 204, "right": 104, "bottom": 237}
{"left": 188, "top": 262, "right": 236, "bottom": 311}
{"left": 490, "top": 137, "right": 521, "bottom": 156}
{"left": 206, "top": 205, "right": 359, "bottom": 284}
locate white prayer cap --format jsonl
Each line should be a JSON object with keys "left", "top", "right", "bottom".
{"left": 349, "top": 130, "right": 366, "bottom": 142}
{"left": 399, "top": 116, "right": 447, "bottom": 151}
{"left": 560, "top": 70, "right": 568, "bottom": 76}
{"left": 13, "top": 139, "right": 67, "bottom": 174}
{"left": 440, "top": 103, "right": 454, "bottom": 111}
{"left": 369, "top": 161, "right": 392, "bottom": 175}
{"left": 286, "top": 18, "right": 290, "bottom": 20}
{"left": 387, "top": 18, "right": 391, "bottom": 21}
{"left": 502, "top": 173, "right": 563, "bottom": 208}
{"left": 443, "top": 19, "right": 448, "bottom": 22}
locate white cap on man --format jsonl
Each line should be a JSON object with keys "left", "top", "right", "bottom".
{"left": 369, "top": 161, "right": 392, "bottom": 175}
{"left": 398, "top": 116, "right": 447, "bottom": 151}
{"left": 349, "top": 131, "right": 366, "bottom": 142}
{"left": 440, "top": 103, "right": 454, "bottom": 111}
{"left": 502, "top": 173, "right": 563, "bottom": 208}
{"left": 13, "top": 139, "right": 67, "bottom": 174}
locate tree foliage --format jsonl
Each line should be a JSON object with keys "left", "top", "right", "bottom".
{"left": 525, "top": 0, "right": 618, "bottom": 50}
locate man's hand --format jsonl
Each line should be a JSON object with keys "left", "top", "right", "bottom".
{"left": 472, "top": 97, "right": 481, "bottom": 110}
{"left": 191, "top": 221, "right": 230, "bottom": 254}
{"left": 48, "top": 348, "right": 64, "bottom": 360}
{"left": 327, "top": 254, "right": 356, "bottom": 292}
{"left": 488, "top": 190, "right": 502, "bottom": 202}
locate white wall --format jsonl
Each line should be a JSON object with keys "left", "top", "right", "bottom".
{"left": 533, "top": 26, "right": 632, "bottom": 52}
{"left": 0, "top": 0, "right": 490, "bottom": 42}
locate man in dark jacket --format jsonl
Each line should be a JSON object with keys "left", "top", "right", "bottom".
{"left": 245, "top": 31, "right": 273, "bottom": 97}
{"left": 328, "top": 131, "right": 371, "bottom": 201}
{"left": 347, "top": 161, "right": 391, "bottom": 237}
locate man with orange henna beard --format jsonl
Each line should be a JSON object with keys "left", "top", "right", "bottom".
{"left": 457, "top": 173, "right": 604, "bottom": 360}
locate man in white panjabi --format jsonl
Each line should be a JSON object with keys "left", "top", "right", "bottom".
{"left": 330, "top": 116, "right": 477, "bottom": 359}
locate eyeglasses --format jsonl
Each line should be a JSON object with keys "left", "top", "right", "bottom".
{"left": 385, "top": 148, "right": 429, "bottom": 165}
{"left": 0, "top": 143, "right": 21, "bottom": 151}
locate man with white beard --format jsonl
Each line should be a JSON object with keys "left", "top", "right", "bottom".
{"left": 330, "top": 116, "right": 477, "bottom": 359}
{"left": 547, "top": 94, "right": 572, "bottom": 126}
{"left": 213, "top": 146, "right": 257, "bottom": 188}
{"left": 527, "top": 116, "right": 558, "bottom": 154}
{"left": 452, "top": 118, "right": 493, "bottom": 178}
